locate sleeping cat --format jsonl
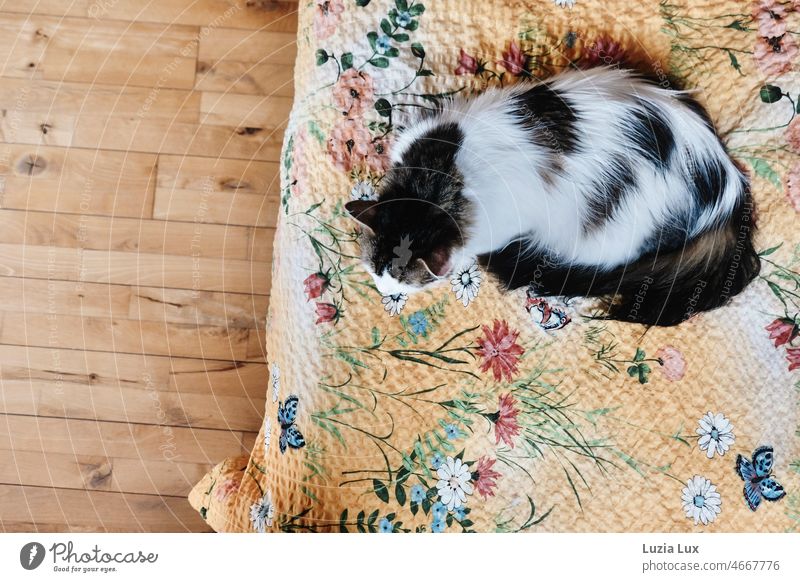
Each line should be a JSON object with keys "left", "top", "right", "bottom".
{"left": 345, "top": 67, "right": 760, "bottom": 326}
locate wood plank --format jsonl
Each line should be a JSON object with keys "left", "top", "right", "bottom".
{"left": 0, "top": 0, "right": 300, "bottom": 30}
{"left": 0, "top": 311, "right": 254, "bottom": 360}
{"left": 0, "top": 484, "right": 213, "bottom": 532}
{"left": 72, "top": 115, "right": 285, "bottom": 161}
{"left": 0, "top": 77, "right": 200, "bottom": 121}
{"left": 200, "top": 92, "right": 293, "bottom": 128}
{"left": 250, "top": 227, "right": 276, "bottom": 262}
{"left": 157, "top": 154, "right": 281, "bottom": 196}
{"left": 0, "top": 344, "right": 269, "bottom": 400}
{"left": 0, "top": 244, "right": 271, "bottom": 294}
{"left": 0, "top": 144, "right": 156, "bottom": 218}
{"left": 0, "top": 14, "right": 198, "bottom": 89}
{"left": 0, "top": 278, "right": 267, "bottom": 329}
{"left": 198, "top": 29, "right": 297, "bottom": 65}
{"left": 0, "top": 415, "right": 256, "bottom": 464}
{"left": 154, "top": 188, "right": 281, "bottom": 227}
{"left": 129, "top": 286, "right": 268, "bottom": 329}
{"left": 0, "top": 277, "right": 131, "bottom": 319}
{"left": 1, "top": 449, "right": 211, "bottom": 496}
{"left": 196, "top": 59, "right": 294, "bottom": 97}
{"left": 154, "top": 154, "right": 281, "bottom": 226}
{"left": 0, "top": 209, "right": 255, "bottom": 260}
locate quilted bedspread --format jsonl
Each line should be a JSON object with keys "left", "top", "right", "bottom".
{"left": 189, "top": 0, "right": 800, "bottom": 532}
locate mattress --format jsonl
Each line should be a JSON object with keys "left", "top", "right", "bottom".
{"left": 189, "top": 0, "right": 800, "bottom": 532}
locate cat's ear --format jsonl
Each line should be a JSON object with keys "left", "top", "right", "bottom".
{"left": 417, "top": 246, "right": 453, "bottom": 278}
{"left": 345, "top": 200, "right": 379, "bottom": 232}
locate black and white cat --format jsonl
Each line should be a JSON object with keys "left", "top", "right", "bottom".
{"left": 345, "top": 67, "right": 760, "bottom": 326}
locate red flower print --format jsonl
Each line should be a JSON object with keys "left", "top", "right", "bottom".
{"left": 787, "top": 347, "right": 800, "bottom": 371}
{"left": 454, "top": 48, "right": 479, "bottom": 75}
{"left": 766, "top": 318, "right": 798, "bottom": 347}
{"left": 752, "top": 0, "right": 788, "bottom": 38}
{"left": 315, "top": 302, "right": 340, "bottom": 324}
{"left": 580, "top": 35, "right": 628, "bottom": 68}
{"left": 497, "top": 40, "right": 527, "bottom": 76}
{"left": 472, "top": 456, "right": 502, "bottom": 499}
{"left": 303, "top": 272, "right": 330, "bottom": 301}
{"left": 489, "top": 393, "right": 522, "bottom": 448}
{"left": 327, "top": 118, "right": 372, "bottom": 172}
{"left": 332, "top": 68, "right": 375, "bottom": 118}
{"left": 753, "top": 34, "right": 798, "bottom": 77}
{"left": 313, "top": 0, "right": 344, "bottom": 40}
{"left": 655, "top": 345, "right": 687, "bottom": 382}
{"left": 476, "top": 319, "right": 524, "bottom": 382}
{"left": 214, "top": 477, "right": 241, "bottom": 502}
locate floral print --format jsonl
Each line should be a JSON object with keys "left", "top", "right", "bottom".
{"left": 497, "top": 40, "right": 527, "bottom": 76}
{"left": 655, "top": 346, "right": 687, "bottom": 381}
{"left": 264, "top": 418, "right": 272, "bottom": 451}
{"left": 189, "top": 0, "right": 800, "bottom": 535}
{"left": 473, "top": 456, "right": 502, "bottom": 499}
{"left": 250, "top": 490, "right": 275, "bottom": 532}
{"left": 304, "top": 272, "right": 330, "bottom": 301}
{"left": 697, "top": 412, "right": 735, "bottom": 459}
{"left": 766, "top": 318, "right": 798, "bottom": 347}
{"left": 333, "top": 69, "right": 375, "bottom": 118}
{"left": 681, "top": 476, "right": 721, "bottom": 526}
{"left": 753, "top": 34, "right": 798, "bottom": 77}
{"left": 581, "top": 35, "right": 627, "bottom": 68}
{"left": 436, "top": 456, "right": 474, "bottom": 510}
{"left": 314, "top": 0, "right": 345, "bottom": 40}
{"left": 454, "top": 48, "right": 479, "bottom": 75}
{"left": 350, "top": 180, "right": 378, "bottom": 201}
{"left": 381, "top": 293, "right": 407, "bottom": 316}
{"left": 489, "top": 394, "right": 522, "bottom": 448}
{"left": 476, "top": 320, "right": 524, "bottom": 382}
{"left": 451, "top": 263, "right": 482, "bottom": 307}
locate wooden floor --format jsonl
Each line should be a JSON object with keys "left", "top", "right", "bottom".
{"left": 0, "top": 0, "right": 297, "bottom": 532}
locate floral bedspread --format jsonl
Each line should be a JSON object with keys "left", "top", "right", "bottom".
{"left": 189, "top": 0, "right": 800, "bottom": 532}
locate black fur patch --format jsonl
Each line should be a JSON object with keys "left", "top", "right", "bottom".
{"left": 367, "top": 121, "right": 468, "bottom": 276}
{"left": 514, "top": 84, "right": 580, "bottom": 153}
{"left": 583, "top": 158, "right": 637, "bottom": 231}
{"left": 675, "top": 92, "right": 715, "bottom": 131}
{"left": 626, "top": 103, "right": 675, "bottom": 169}
{"left": 687, "top": 151, "right": 728, "bottom": 209}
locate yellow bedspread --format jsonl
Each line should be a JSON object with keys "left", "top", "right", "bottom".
{"left": 190, "top": 0, "right": 800, "bottom": 532}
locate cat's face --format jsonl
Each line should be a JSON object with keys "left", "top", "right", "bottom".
{"left": 345, "top": 196, "right": 464, "bottom": 296}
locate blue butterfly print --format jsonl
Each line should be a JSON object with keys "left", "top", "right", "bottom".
{"left": 277, "top": 395, "right": 306, "bottom": 454}
{"left": 735, "top": 445, "right": 785, "bottom": 511}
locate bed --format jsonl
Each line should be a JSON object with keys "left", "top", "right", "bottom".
{"left": 189, "top": 0, "right": 800, "bottom": 532}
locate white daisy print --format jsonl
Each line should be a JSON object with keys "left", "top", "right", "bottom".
{"left": 270, "top": 363, "right": 280, "bottom": 403}
{"left": 681, "top": 475, "right": 721, "bottom": 526}
{"left": 451, "top": 262, "right": 482, "bottom": 307}
{"left": 249, "top": 490, "right": 275, "bottom": 532}
{"left": 382, "top": 293, "right": 407, "bottom": 316}
{"left": 436, "top": 456, "right": 474, "bottom": 510}
{"left": 264, "top": 418, "right": 272, "bottom": 452}
{"left": 350, "top": 180, "right": 378, "bottom": 201}
{"left": 696, "top": 412, "right": 734, "bottom": 458}
{"left": 554, "top": 0, "right": 576, "bottom": 7}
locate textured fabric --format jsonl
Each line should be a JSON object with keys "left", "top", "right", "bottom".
{"left": 189, "top": 0, "right": 800, "bottom": 533}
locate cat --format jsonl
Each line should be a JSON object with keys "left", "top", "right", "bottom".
{"left": 345, "top": 67, "right": 760, "bottom": 326}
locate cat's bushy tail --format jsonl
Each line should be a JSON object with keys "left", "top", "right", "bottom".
{"left": 480, "top": 193, "right": 760, "bottom": 327}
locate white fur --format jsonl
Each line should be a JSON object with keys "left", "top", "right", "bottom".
{"left": 395, "top": 68, "right": 742, "bottom": 275}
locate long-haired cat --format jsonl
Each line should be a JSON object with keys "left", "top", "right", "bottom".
{"left": 345, "top": 67, "right": 760, "bottom": 326}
